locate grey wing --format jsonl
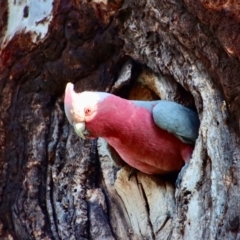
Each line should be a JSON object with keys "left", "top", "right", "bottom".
{"left": 131, "top": 100, "right": 160, "bottom": 111}
{"left": 152, "top": 101, "right": 200, "bottom": 144}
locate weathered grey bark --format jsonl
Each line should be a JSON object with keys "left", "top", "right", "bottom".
{"left": 0, "top": 0, "right": 240, "bottom": 239}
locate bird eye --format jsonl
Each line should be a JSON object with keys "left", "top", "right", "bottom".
{"left": 84, "top": 106, "right": 92, "bottom": 116}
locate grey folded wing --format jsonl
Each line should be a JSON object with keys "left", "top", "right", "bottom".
{"left": 152, "top": 101, "right": 200, "bottom": 144}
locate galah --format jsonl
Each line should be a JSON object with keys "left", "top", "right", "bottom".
{"left": 64, "top": 82, "right": 200, "bottom": 175}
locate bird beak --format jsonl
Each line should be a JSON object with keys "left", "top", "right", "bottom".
{"left": 73, "top": 122, "right": 86, "bottom": 139}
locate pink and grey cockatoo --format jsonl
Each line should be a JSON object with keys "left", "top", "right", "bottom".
{"left": 64, "top": 82, "right": 199, "bottom": 176}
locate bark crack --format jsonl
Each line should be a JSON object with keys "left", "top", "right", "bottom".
{"left": 100, "top": 187, "right": 117, "bottom": 240}
{"left": 137, "top": 177, "right": 155, "bottom": 240}
{"left": 45, "top": 100, "right": 65, "bottom": 240}
{"left": 46, "top": 166, "right": 60, "bottom": 240}
{"left": 156, "top": 211, "right": 171, "bottom": 234}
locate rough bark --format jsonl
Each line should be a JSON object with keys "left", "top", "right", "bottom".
{"left": 0, "top": 0, "right": 240, "bottom": 239}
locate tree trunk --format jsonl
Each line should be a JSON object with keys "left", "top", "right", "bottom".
{"left": 0, "top": 0, "right": 240, "bottom": 239}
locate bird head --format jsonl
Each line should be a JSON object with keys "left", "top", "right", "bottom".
{"left": 64, "top": 82, "right": 109, "bottom": 139}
